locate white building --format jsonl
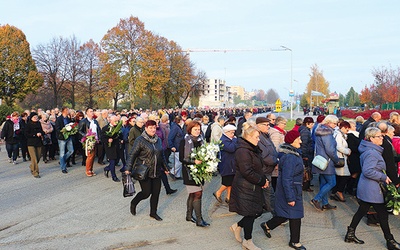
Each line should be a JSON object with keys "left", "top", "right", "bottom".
{"left": 198, "top": 78, "right": 233, "bottom": 108}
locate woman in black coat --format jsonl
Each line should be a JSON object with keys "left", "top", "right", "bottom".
{"left": 298, "top": 117, "right": 314, "bottom": 192}
{"left": 229, "top": 121, "right": 268, "bottom": 250}
{"left": 126, "top": 120, "right": 169, "bottom": 221}
{"left": 346, "top": 121, "right": 361, "bottom": 195}
{"left": 101, "top": 115, "right": 121, "bottom": 182}
{"left": 179, "top": 120, "right": 210, "bottom": 227}
{"left": 260, "top": 130, "right": 306, "bottom": 250}
{"left": 24, "top": 112, "right": 44, "bottom": 178}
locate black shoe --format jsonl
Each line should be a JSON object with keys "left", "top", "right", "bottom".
{"left": 62, "top": 170, "right": 68, "bottom": 174}
{"left": 387, "top": 239, "right": 400, "bottom": 250}
{"left": 310, "top": 199, "right": 322, "bottom": 211}
{"left": 288, "top": 242, "right": 306, "bottom": 250}
{"left": 196, "top": 219, "right": 210, "bottom": 227}
{"left": 150, "top": 214, "right": 163, "bottom": 221}
{"left": 23, "top": 158, "right": 27, "bottom": 162}
{"left": 260, "top": 222, "right": 271, "bottom": 238}
{"left": 213, "top": 192, "right": 222, "bottom": 203}
{"left": 66, "top": 163, "right": 71, "bottom": 168}
{"left": 98, "top": 161, "right": 105, "bottom": 165}
{"left": 130, "top": 203, "right": 137, "bottom": 216}
{"left": 322, "top": 204, "right": 337, "bottom": 210}
{"left": 104, "top": 170, "right": 109, "bottom": 178}
{"left": 112, "top": 177, "right": 120, "bottom": 182}
{"left": 71, "top": 161, "right": 76, "bottom": 165}
{"left": 44, "top": 159, "right": 48, "bottom": 163}
{"left": 33, "top": 175, "right": 41, "bottom": 178}
{"left": 186, "top": 216, "right": 196, "bottom": 223}
{"left": 166, "top": 189, "right": 177, "bottom": 195}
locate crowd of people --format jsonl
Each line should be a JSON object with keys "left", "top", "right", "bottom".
{"left": 1, "top": 106, "right": 400, "bottom": 250}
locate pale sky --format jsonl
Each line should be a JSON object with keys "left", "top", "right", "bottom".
{"left": 1, "top": 0, "right": 399, "bottom": 102}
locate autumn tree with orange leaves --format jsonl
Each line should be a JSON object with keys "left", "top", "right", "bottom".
{"left": 0, "top": 24, "right": 43, "bottom": 106}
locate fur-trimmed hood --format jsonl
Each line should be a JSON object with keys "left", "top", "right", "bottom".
{"left": 278, "top": 143, "right": 300, "bottom": 157}
{"left": 315, "top": 124, "right": 334, "bottom": 136}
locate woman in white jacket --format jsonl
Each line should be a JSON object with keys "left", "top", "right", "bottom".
{"left": 331, "top": 121, "right": 351, "bottom": 202}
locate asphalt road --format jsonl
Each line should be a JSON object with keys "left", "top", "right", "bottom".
{"left": 0, "top": 134, "right": 399, "bottom": 250}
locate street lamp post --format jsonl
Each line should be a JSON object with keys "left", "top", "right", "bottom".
{"left": 281, "top": 46, "right": 293, "bottom": 120}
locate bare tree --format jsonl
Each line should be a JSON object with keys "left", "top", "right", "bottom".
{"left": 33, "top": 37, "right": 68, "bottom": 107}
{"left": 266, "top": 88, "right": 280, "bottom": 104}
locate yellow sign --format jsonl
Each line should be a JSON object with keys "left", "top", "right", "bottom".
{"left": 275, "top": 99, "right": 282, "bottom": 112}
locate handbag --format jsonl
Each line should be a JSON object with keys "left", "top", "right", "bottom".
{"left": 131, "top": 160, "right": 149, "bottom": 181}
{"left": 42, "top": 134, "right": 51, "bottom": 146}
{"left": 122, "top": 173, "right": 136, "bottom": 197}
{"left": 334, "top": 158, "right": 345, "bottom": 168}
{"left": 312, "top": 155, "right": 329, "bottom": 171}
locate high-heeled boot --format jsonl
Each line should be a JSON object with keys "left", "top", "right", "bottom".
{"left": 193, "top": 199, "right": 210, "bottom": 227}
{"left": 186, "top": 194, "right": 195, "bottom": 223}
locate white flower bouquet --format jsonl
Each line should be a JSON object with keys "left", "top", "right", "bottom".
{"left": 188, "top": 141, "right": 222, "bottom": 185}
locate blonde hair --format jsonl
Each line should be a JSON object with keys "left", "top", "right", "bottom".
{"left": 355, "top": 116, "right": 364, "bottom": 123}
{"left": 148, "top": 114, "right": 159, "bottom": 121}
{"left": 241, "top": 121, "right": 259, "bottom": 139}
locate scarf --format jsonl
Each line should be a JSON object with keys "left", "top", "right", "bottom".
{"left": 141, "top": 131, "right": 158, "bottom": 144}
{"left": 183, "top": 133, "right": 203, "bottom": 162}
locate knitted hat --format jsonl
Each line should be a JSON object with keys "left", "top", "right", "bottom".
{"left": 223, "top": 124, "right": 237, "bottom": 133}
{"left": 317, "top": 115, "right": 325, "bottom": 123}
{"left": 29, "top": 112, "right": 38, "bottom": 119}
{"left": 285, "top": 130, "right": 300, "bottom": 144}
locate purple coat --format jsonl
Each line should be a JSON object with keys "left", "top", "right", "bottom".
{"left": 357, "top": 139, "right": 387, "bottom": 203}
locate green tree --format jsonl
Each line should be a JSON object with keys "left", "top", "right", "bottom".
{"left": 300, "top": 94, "right": 308, "bottom": 107}
{"left": 100, "top": 16, "right": 146, "bottom": 109}
{"left": 0, "top": 24, "right": 43, "bottom": 106}
{"left": 344, "top": 87, "right": 360, "bottom": 107}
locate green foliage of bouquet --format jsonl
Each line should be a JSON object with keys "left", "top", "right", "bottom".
{"left": 188, "top": 141, "right": 222, "bottom": 185}
{"left": 60, "top": 122, "right": 78, "bottom": 140}
{"left": 382, "top": 170, "right": 400, "bottom": 215}
{"left": 105, "top": 120, "right": 122, "bottom": 147}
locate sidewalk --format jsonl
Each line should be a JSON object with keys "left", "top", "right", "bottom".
{"left": 0, "top": 147, "right": 399, "bottom": 250}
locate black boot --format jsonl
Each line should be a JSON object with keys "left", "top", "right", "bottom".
{"left": 193, "top": 199, "right": 210, "bottom": 227}
{"left": 130, "top": 200, "right": 137, "bottom": 216}
{"left": 387, "top": 239, "right": 400, "bottom": 250}
{"left": 344, "top": 226, "right": 364, "bottom": 244}
{"left": 186, "top": 194, "right": 195, "bottom": 223}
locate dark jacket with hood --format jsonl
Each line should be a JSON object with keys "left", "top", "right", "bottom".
{"left": 312, "top": 124, "right": 340, "bottom": 175}
{"left": 229, "top": 138, "right": 267, "bottom": 217}
{"left": 274, "top": 144, "right": 304, "bottom": 219}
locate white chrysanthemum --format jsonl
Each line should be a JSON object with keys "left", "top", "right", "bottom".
{"left": 65, "top": 125, "right": 72, "bottom": 131}
{"left": 394, "top": 210, "right": 399, "bottom": 216}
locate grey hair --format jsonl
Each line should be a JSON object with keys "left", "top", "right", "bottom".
{"left": 377, "top": 121, "right": 388, "bottom": 133}
{"left": 365, "top": 127, "right": 381, "bottom": 141}
{"left": 322, "top": 115, "right": 339, "bottom": 125}
{"left": 388, "top": 125, "right": 395, "bottom": 133}
{"left": 355, "top": 116, "right": 364, "bottom": 123}
{"left": 275, "top": 116, "right": 287, "bottom": 125}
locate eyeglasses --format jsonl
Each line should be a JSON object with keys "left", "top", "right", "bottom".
{"left": 259, "top": 123, "right": 270, "bottom": 127}
{"left": 372, "top": 135, "right": 383, "bottom": 139}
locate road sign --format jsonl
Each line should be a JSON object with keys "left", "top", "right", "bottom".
{"left": 275, "top": 99, "right": 282, "bottom": 112}
{"left": 289, "top": 90, "right": 295, "bottom": 97}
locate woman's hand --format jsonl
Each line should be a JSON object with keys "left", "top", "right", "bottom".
{"left": 288, "top": 201, "right": 295, "bottom": 206}
{"left": 108, "top": 138, "right": 113, "bottom": 143}
{"left": 386, "top": 176, "right": 392, "bottom": 184}
{"left": 262, "top": 179, "right": 269, "bottom": 189}
{"left": 125, "top": 170, "right": 130, "bottom": 175}
{"left": 194, "top": 159, "right": 202, "bottom": 165}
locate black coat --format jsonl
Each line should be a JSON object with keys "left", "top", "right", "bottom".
{"left": 101, "top": 124, "right": 120, "bottom": 160}
{"left": 229, "top": 138, "right": 267, "bottom": 217}
{"left": 25, "top": 120, "right": 44, "bottom": 147}
{"left": 383, "top": 136, "right": 400, "bottom": 186}
{"left": 79, "top": 118, "right": 101, "bottom": 139}
{"left": 359, "top": 116, "right": 375, "bottom": 140}
{"left": 258, "top": 132, "right": 278, "bottom": 175}
{"left": 127, "top": 134, "right": 168, "bottom": 179}
{"left": 346, "top": 132, "right": 361, "bottom": 174}
{"left": 179, "top": 137, "right": 203, "bottom": 186}
{"left": 1, "top": 120, "right": 20, "bottom": 144}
